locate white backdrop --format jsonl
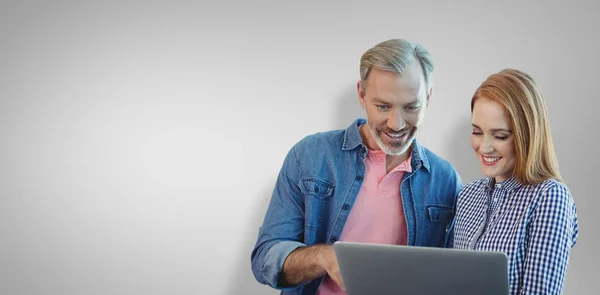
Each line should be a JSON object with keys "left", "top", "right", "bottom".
{"left": 0, "top": 1, "right": 597, "bottom": 294}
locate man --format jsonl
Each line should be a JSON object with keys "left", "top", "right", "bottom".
{"left": 251, "top": 39, "right": 462, "bottom": 295}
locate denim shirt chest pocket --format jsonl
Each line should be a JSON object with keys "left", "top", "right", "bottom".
{"left": 299, "top": 178, "right": 335, "bottom": 231}
{"left": 426, "top": 204, "right": 454, "bottom": 239}
{"left": 427, "top": 205, "right": 454, "bottom": 222}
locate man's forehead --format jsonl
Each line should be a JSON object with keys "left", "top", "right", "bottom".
{"left": 367, "top": 68, "right": 425, "bottom": 91}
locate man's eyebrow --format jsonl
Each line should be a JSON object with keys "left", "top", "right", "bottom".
{"left": 372, "top": 97, "right": 387, "bottom": 104}
{"left": 405, "top": 99, "right": 420, "bottom": 106}
{"left": 372, "top": 97, "right": 420, "bottom": 105}
{"left": 372, "top": 97, "right": 399, "bottom": 105}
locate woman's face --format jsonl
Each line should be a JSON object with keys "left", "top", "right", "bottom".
{"left": 471, "top": 97, "right": 516, "bottom": 182}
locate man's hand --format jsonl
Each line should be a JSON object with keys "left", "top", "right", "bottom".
{"left": 279, "top": 244, "right": 345, "bottom": 292}
{"left": 317, "top": 246, "right": 346, "bottom": 292}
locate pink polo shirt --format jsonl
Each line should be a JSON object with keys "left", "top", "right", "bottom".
{"left": 316, "top": 149, "right": 412, "bottom": 294}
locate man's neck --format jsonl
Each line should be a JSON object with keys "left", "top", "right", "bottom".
{"left": 385, "top": 149, "right": 411, "bottom": 174}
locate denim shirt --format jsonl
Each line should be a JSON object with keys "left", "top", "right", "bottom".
{"left": 251, "top": 119, "right": 462, "bottom": 295}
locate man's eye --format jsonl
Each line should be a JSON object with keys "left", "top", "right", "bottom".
{"left": 377, "top": 105, "right": 390, "bottom": 111}
{"left": 405, "top": 106, "right": 419, "bottom": 112}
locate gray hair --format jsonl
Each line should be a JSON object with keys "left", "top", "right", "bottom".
{"left": 360, "top": 39, "right": 434, "bottom": 92}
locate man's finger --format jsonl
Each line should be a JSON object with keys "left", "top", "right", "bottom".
{"left": 333, "top": 272, "right": 346, "bottom": 292}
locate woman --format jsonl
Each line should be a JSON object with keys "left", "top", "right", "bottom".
{"left": 452, "top": 69, "right": 579, "bottom": 294}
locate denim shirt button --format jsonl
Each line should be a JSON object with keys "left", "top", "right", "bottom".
{"left": 342, "top": 204, "right": 350, "bottom": 210}
{"left": 356, "top": 175, "right": 363, "bottom": 181}
{"left": 330, "top": 236, "right": 338, "bottom": 243}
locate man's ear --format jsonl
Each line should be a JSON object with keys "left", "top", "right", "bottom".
{"left": 357, "top": 80, "right": 367, "bottom": 109}
{"left": 426, "top": 87, "right": 433, "bottom": 107}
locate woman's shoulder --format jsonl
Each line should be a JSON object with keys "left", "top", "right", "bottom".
{"left": 457, "top": 177, "right": 490, "bottom": 203}
{"left": 516, "top": 178, "right": 575, "bottom": 213}
{"left": 520, "top": 178, "right": 569, "bottom": 196}
{"left": 460, "top": 177, "right": 490, "bottom": 192}
{"left": 534, "top": 178, "right": 572, "bottom": 202}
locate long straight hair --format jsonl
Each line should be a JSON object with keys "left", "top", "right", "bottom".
{"left": 471, "top": 69, "right": 562, "bottom": 185}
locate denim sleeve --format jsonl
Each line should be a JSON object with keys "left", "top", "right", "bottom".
{"left": 518, "top": 183, "right": 578, "bottom": 295}
{"left": 444, "top": 168, "right": 463, "bottom": 248}
{"left": 250, "top": 145, "right": 308, "bottom": 290}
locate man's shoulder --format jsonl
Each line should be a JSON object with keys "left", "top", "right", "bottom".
{"left": 418, "top": 145, "right": 458, "bottom": 175}
{"left": 292, "top": 129, "right": 345, "bottom": 151}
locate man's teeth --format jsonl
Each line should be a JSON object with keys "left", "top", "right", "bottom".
{"left": 484, "top": 157, "right": 500, "bottom": 162}
{"left": 387, "top": 132, "right": 405, "bottom": 138}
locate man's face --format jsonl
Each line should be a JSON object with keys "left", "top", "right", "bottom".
{"left": 358, "top": 63, "right": 430, "bottom": 156}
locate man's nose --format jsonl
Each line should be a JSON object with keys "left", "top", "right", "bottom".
{"left": 387, "top": 110, "right": 406, "bottom": 131}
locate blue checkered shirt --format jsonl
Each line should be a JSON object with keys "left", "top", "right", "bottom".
{"left": 452, "top": 176, "right": 579, "bottom": 295}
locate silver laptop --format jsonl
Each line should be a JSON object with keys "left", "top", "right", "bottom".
{"left": 333, "top": 241, "right": 509, "bottom": 295}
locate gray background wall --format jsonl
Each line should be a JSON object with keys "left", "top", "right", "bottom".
{"left": 0, "top": 1, "right": 597, "bottom": 294}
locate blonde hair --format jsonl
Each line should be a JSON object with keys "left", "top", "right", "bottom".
{"left": 471, "top": 69, "right": 562, "bottom": 185}
{"left": 360, "top": 39, "right": 434, "bottom": 92}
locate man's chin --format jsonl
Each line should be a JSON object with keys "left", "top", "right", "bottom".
{"left": 380, "top": 143, "right": 409, "bottom": 156}
{"left": 382, "top": 137, "right": 415, "bottom": 156}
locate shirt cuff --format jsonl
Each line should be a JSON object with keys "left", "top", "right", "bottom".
{"left": 262, "top": 240, "right": 307, "bottom": 289}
